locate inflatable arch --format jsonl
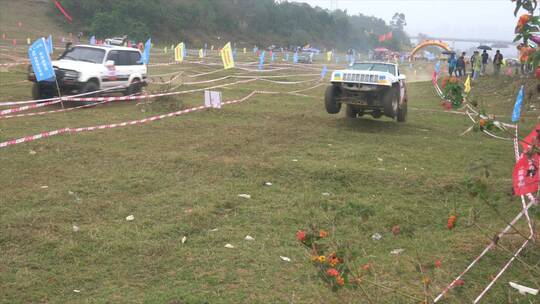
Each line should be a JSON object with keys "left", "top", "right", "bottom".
{"left": 409, "top": 40, "right": 452, "bottom": 58}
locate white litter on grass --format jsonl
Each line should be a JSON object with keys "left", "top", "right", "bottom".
{"left": 292, "top": 159, "right": 299, "bottom": 162}
{"left": 371, "top": 233, "right": 382, "bottom": 241}
{"left": 29, "top": 150, "right": 36, "bottom": 155}
{"left": 210, "top": 228, "right": 219, "bottom": 232}
{"left": 377, "top": 157, "right": 383, "bottom": 162}
{"left": 73, "top": 290, "right": 80, "bottom": 293}
{"left": 224, "top": 243, "right": 235, "bottom": 249}
{"left": 322, "top": 192, "right": 331, "bottom": 196}
{"left": 509, "top": 282, "right": 539, "bottom": 295}
{"left": 125, "top": 215, "right": 135, "bottom": 221}
{"left": 238, "top": 194, "right": 251, "bottom": 199}
{"left": 72, "top": 225, "right": 80, "bottom": 232}
{"left": 40, "top": 186, "right": 48, "bottom": 189}
{"left": 390, "top": 249, "right": 405, "bottom": 255}
{"left": 181, "top": 236, "right": 187, "bottom": 244}
{"left": 244, "top": 235, "right": 255, "bottom": 241}
{"left": 68, "top": 191, "right": 74, "bottom": 195}
{"left": 264, "top": 182, "right": 273, "bottom": 186}
{"left": 280, "top": 256, "right": 291, "bottom": 262}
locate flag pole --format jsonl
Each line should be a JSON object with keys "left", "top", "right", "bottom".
{"left": 54, "top": 77, "right": 65, "bottom": 109}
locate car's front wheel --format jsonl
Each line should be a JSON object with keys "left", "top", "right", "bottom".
{"left": 125, "top": 78, "right": 142, "bottom": 96}
{"left": 383, "top": 87, "right": 399, "bottom": 118}
{"left": 396, "top": 97, "right": 407, "bottom": 122}
{"left": 325, "top": 85, "right": 342, "bottom": 114}
{"left": 81, "top": 81, "right": 99, "bottom": 96}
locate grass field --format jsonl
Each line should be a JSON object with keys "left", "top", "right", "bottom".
{"left": 1, "top": 36, "right": 540, "bottom": 303}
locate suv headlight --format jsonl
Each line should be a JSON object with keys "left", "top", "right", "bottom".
{"left": 64, "top": 70, "right": 79, "bottom": 79}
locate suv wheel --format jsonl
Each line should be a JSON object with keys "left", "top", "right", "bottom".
{"left": 345, "top": 104, "right": 357, "bottom": 118}
{"left": 325, "top": 85, "right": 342, "bottom": 114}
{"left": 383, "top": 87, "right": 399, "bottom": 118}
{"left": 396, "top": 97, "right": 407, "bottom": 122}
{"left": 82, "top": 81, "right": 99, "bottom": 96}
{"left": 126, "top": 78, "right": 142, "bottom": 96}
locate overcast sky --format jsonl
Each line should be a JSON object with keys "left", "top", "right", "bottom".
{"left": 290, "top": 0, "right": 528, "bottom": 41}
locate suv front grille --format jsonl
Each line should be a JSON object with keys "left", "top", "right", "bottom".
{"left": 343, "top": 73, "right": 379, "bottom": 83}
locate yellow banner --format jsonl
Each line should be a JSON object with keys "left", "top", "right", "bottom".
{"left": 220, "top": 42, "right": 235, "bottom": 69}
{"left": 199, "top": 49, "right": 204, "bottom": 58}
{"left": 174, "top": 42, "right": 184, "bottom": 62}
{"left": 243, "top": 47, "right": 247, "bottom": 54}
{"left": 464, "top": 75, "right": 471, "bottom": 94}
{"left": 327, "top": 51, "right": 333, "bottom": 62}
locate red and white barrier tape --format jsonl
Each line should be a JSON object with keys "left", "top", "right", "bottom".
{"left": 0, "top": 81, "right": 323, "bottom": 148}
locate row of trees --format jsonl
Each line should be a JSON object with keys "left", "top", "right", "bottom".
{"left": 53, "top": 0, "right": 410, "bottom": 51}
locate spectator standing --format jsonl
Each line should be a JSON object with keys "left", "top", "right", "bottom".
{"left": 481, "top": 50, "right": 489, "bottom": 75}
{"left": 473, "top": 51, "right": 482, "bottom": 80}
{"left": 493, "top": 50, "right": 503, "bottom": 76}
{"left": 456, "top": 52, "right": 466, "bottom": 78}
{"left": 448, "top": 53, "right": 457, "bottom": 76}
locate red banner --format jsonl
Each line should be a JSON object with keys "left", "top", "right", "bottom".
{"left": 386, "top": 32, "right": 393, "bottom": 40}
{"left": 513, "top": 153, "right": 540, "bottom": 196}
{"left": 54, "top": 1, "right": 73, "bottom": 23}
{"left": 378, "top": 35, "right": 385, "bottom": 42}
{"left": 521, "top": 123, "right": 540, "bottom": 152}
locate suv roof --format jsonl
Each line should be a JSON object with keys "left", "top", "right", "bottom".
{"left": 351, "top": 61, "right": 398, "bottom": 67}
{"left": 72, "top": 44, "right": 140, "bottom": 52}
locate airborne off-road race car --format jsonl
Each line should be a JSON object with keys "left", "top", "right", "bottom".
{"left": 325, "top": 62, "right": 407, "bottom": 122}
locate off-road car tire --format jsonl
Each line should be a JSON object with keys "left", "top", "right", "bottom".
{"left": 325, "top": 85, "right": 342, "bottom": 114}
{"left": 82, "top": 81, "right": 99, "bottom": 96}
{"left": 345, "top": 104, "right": 357, "bottom": 118}
{"left": 396, "top": 98, "right": 407, "bottom": 122}
{"left": 32, "top": 83, "right": 46, "bottom": 100}
{"left": 383, "top": 87, "right": 399, "bottom": 118}
{"left": 126, "top": 78, "right": 142, "bottom": 96}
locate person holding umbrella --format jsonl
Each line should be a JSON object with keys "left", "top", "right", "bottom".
{"left": 481, "top": 50, "right": 489, "bottom": 75}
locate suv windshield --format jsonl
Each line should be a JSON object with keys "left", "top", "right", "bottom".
{"left": 60, "top": 47, "right": 105, "bottom": 64}
{"left": 351, "top": 63, "right": 396, "bottom": 75}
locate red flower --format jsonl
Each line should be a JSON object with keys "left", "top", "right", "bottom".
{"left": 296, "top": 230, "right": 306, "bottom": 242}
{"left": 326, "top": 268, "right": 339, "bottom": 277}
{"left": 391, "top": 225, "right": 401, "bottom": 236}
{"left": 454, "top": 279, "right": 465, "bottom": 287}
{"left": 447, "top": 215, "right": 457, "bottom": 230}
{"left": 536, "top": 67, "right": 540, "bottom": 79}
{"left": 442, "top": 101, "right": 452, "bottom": 110}
{"left": 435, "top": 260, "right": 442, "bottom": 268}
{"left": 362, "top": 263, "right": 371, "bottom": 270}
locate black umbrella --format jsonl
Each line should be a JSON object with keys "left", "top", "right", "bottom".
{"left": 477, "top": 45, "right": 493, "bottom": 50}
{"left": 442, "top": 50, "right": 456, "bottom": 55}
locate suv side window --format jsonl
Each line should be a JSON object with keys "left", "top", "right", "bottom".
{"left": 129, "top": 52, "right": 142, "bottom": 65}
{"left": 106, "top": 50, "right": 120, "bottom": 65}
{"left": 118, "top": 51, "right": 131, "bottom": 66}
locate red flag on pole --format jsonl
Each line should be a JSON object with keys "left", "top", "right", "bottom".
{"left": 521, "top": 123, "right": 540, "bottom": 152}
{"left": 513, "top": 153, "right": 540, "bottom": 196}
{"left": 386, "top": 32, "right": 393, "bottom": 40}
{"left": 54, "top": 1, "right": 73, "bottom": 23}
{"left": 378, "top": 35, "right": 386, "bottom": 42}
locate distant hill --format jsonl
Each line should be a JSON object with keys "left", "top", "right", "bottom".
{"left": 1, "top": 0, "right": 410, "bottom": 51}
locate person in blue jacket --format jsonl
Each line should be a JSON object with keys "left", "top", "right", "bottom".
{"left": 448, "top": 53, "right": 457, "bottom": 76}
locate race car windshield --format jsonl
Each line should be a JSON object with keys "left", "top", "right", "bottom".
{"left": 60, "top": 47, "right": 106, "bottom": 64}
{"left": 351, "top": 63, "right": 396, "bottom": 75}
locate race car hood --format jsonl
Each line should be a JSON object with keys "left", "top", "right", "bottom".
{"left": 331, "top": 69, "right": 399, "bottom": 86}
{"left": 52, "top": 59, "right": 102, "bottom": 72}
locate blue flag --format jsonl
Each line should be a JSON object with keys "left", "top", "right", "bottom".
{"left": 293, "top": 52, "right": 299, "bottom": 64}
{"left": 321, "top": 65, "right": 328, "bottom": 79}
{"left": 142, "top": 38, "right": 151, "bottom": 65}
{"left": 512, "top": 85, "right": 524, "bottom": 122}
{"left": 28, "top": 38, "right": 55, "bottom": 82}
{"left": 89, "top": 35, "right": 96, "bottom": 45}
{"left": 46, "top": 35, "right": 53, "bottom": 54}
{"left": 435, "top": 61, "right": 441, "bottom": 74}
{"left": 271, "top": 52, "right": 275, "bottom": 62}
{"left": 258, "top": 51, "right": 265, "bottom": 70}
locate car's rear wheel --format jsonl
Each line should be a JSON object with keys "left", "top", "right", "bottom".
{"left": 383, "top": 87, "right": 399, "bottom": 118}
{"left": 325, "top": 85, "right": 342, "bottom": 114}
{"left": 345, "top": 104, "right": 357, "bottom": 118}
{"left": 126, "top": 78, "right": 142, "bottom": 96}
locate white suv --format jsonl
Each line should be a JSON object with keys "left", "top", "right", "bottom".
{"left": 28, "top": 44, "right": 147, "bottom": 100}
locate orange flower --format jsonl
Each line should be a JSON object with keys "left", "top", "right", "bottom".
{"left": 318, "top": 255, "right": 326, "bottom": 263}
{"left": 479, "top": 119, "right": 487, "bottom": 128}
{"left": 319, "top": 230, "right": 329, "bottom": 238}
{"left": 326, "top": 268, "right": 339, "bottom": 277}
{"left": 434, "top": 260, "right": 442, "bottom": 268}
{"left": 362, "top": 263, "right": 371, "bottom": 271}
{"left": 336, "top": 276, "right": 345, "bottom": 286}
{"left": 449, "top": 76, "right": 458, "bottom": 84}
{"left": 391, "top": 225, "right": 400, "bottom": 236}
{"left": 423, "top": 277, "right": 431, "bottom": 287}
{"left": 517, "top": 14, "right": 531, "bottom": 29}
{"left": 447, "top": 215, "right": 457, "bottom": 230}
